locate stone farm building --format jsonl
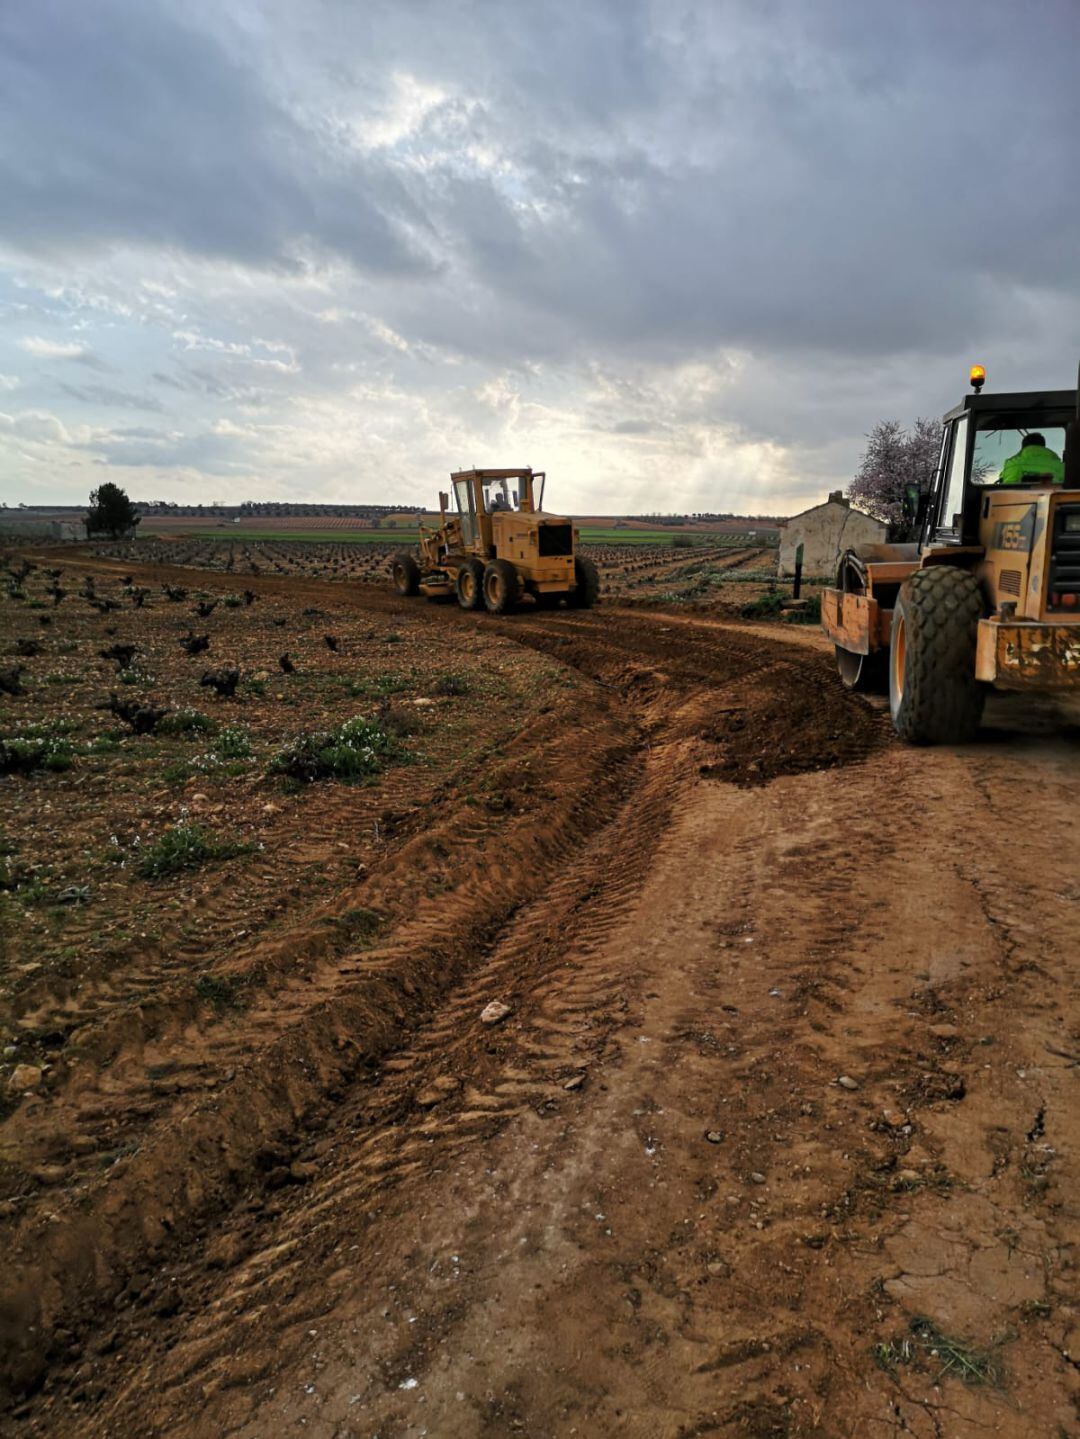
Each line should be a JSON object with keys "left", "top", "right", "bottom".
{"left": 0, "top": 513, "right": 86, "bottom": 542}
{"left": 777, "top": 492, "right": 887, "bottom": 578}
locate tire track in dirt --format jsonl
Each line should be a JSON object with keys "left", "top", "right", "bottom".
{"left": 2, "top": 629, "right": 579, "bottom": 1214}
{"left": 2, "top": 560, "right": 888, "bottom": 1425}
{"left": 101, "top": 724, "right": 697, "bottom": 1422}
{"left": 0, "top": 675, "right": 637, "bottom": 1400}
{"left": 202, "top": 737, "right": 1076, "bottom": 1439}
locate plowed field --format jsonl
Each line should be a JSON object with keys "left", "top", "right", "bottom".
{"left": 1, "top": 547, "right": 1078, "bottom": 1438}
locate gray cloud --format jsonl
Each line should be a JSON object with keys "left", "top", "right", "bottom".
{"left": 1, "top": 0, "right": 1078, "bottom": 510}
{"left": 17, "top": 336, "right": 110, "bottom": 370}
{"left": 79, "top": 423, "right": 247, "bottom": 474}
{"left": 59, "top": 382, "right": 164, "bottom": 412}
{"left": 0, "top": 0, "right": 430, "bottom": 276}
{"left": 151, "top": 364, "right": 275, "bottom": 409}
{"left": 5, "top": 0, "right": 1078, "bottom": 366}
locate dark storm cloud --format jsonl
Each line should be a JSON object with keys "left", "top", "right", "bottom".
{"left": 3, "top": 0, "right": 1078, "bottom": 366}
{"left": 0, "top": 0, "right": 430, "bottom": 275}
{"left": 387, "top": 1, "right": 1080, "bottom": 363}
{"left": 2, "top": 0, "right": 1079, "bottom": 509}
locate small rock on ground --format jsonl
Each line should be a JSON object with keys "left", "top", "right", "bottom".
{"left": 480, "top": 1000, "right": 512, "bottom": 1026}
{"left": 7, "top": 1064, "right": 43, "bottom": 1093}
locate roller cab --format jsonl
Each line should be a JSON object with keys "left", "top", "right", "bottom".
{"left": 822, "top": 365, "right": 1080, "bottom": 740}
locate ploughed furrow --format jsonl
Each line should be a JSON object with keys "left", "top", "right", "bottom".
{"left": 2, "top": 561, "right": 889, "bottom": 1432}
{"left": 49, "top": 693, "right": 697, "bottom": 1434}
{"left": 486, "top": 607, "right": 889, "bottom": 785}
{"left": 0, "top": 662, "right": 638, "bottom": 1402}
{"left": 0, "top": 706, "right": 548, "bottom": 1212}
{"left": 508, "top": 607, "right": 803, "bottom": 684}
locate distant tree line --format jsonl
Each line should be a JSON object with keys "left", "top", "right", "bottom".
{"left": 133, "top": 501, "right": 424, "bottom": 517}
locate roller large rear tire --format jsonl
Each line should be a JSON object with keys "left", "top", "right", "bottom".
{"left": 889, "top": 567, "right": 985, "bottom": 744}
{"left": 391, "top": 553, "right": 421, "bottom": 597}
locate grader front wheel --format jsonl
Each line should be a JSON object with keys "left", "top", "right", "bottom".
{"left": 568, "top": 554, "right": 600, "bottom": 609}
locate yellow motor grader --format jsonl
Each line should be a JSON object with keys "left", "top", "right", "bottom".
{"left": 390, "top": 467, "right": 599, "bottom": 613}
{"left": 822, "top": 365, "right": 1080, "bottom": 743}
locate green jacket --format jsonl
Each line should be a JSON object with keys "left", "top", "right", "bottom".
{"left": 999, "top": 444, "right": 1064, "bottom": 485}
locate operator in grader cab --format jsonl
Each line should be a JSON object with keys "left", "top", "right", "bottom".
{"left": 1000, "top": 433, "right": 1065, "bottom": 487}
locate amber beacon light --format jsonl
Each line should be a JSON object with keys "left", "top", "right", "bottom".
{"left": 969, "top": 364, "right": 986, "bottom": 393}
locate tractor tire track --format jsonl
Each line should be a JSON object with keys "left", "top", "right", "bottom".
{"left": 102, "top": 721, "right": 696, "bottom": 1421}
{"left": 1, "top": 557, "right": 887, "bottom": 1425}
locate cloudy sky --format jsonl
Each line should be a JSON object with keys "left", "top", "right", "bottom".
{"left": 1, "top": 0, "right": 1078, "bottom": 516}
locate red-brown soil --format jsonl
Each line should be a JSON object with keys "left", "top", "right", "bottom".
{"left": 1, "top": 545, "right": 1077, "bottom": 1438}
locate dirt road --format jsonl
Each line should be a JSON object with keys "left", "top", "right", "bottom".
{"left": 4, "top": 559, "right": 1079, "bottom": 1437}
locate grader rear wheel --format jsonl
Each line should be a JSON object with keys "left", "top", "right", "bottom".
{"left": 456, "top": 559, "right": 484, "bottom": 611}
{"left": 483, "top": 559, "right": 520, "bottom": 614}
{"left": 391, "top": 553, "right": 421, "bottom": 597}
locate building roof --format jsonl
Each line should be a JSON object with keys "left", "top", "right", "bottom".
{"left": 783, "top": 493, "right": 885, "bottom": 528}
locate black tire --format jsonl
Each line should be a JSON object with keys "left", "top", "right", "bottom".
{"left": 568, "top": 554, "right": 600, "bottom": 609}
{"left": 391, "top": 553, "right": 421, "bottom": 597}
{"left": 889, "top": 567, "right": 986, "bottom": 744}
{"left": 483, "top": 559, "right": 520, "bottom": 614}
{"left": 835, "top": 645, "right": 887, "bottom": 693}
{"left": 456, "top": 559, "right": 484, "bottom": 611}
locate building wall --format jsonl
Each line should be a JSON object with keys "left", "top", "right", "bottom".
{"left": 778, "top": 497, "right": 886, "bottom": 578}
{"left": 0, "top": 516, "right": 86, "bottom": 541}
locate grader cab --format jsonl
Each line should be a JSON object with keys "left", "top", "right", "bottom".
{"left": 822, "top": 365, "right": 1080, "bottom": 743}
{"left": 390, "top": 467, "right": 599, "bottom": 613}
